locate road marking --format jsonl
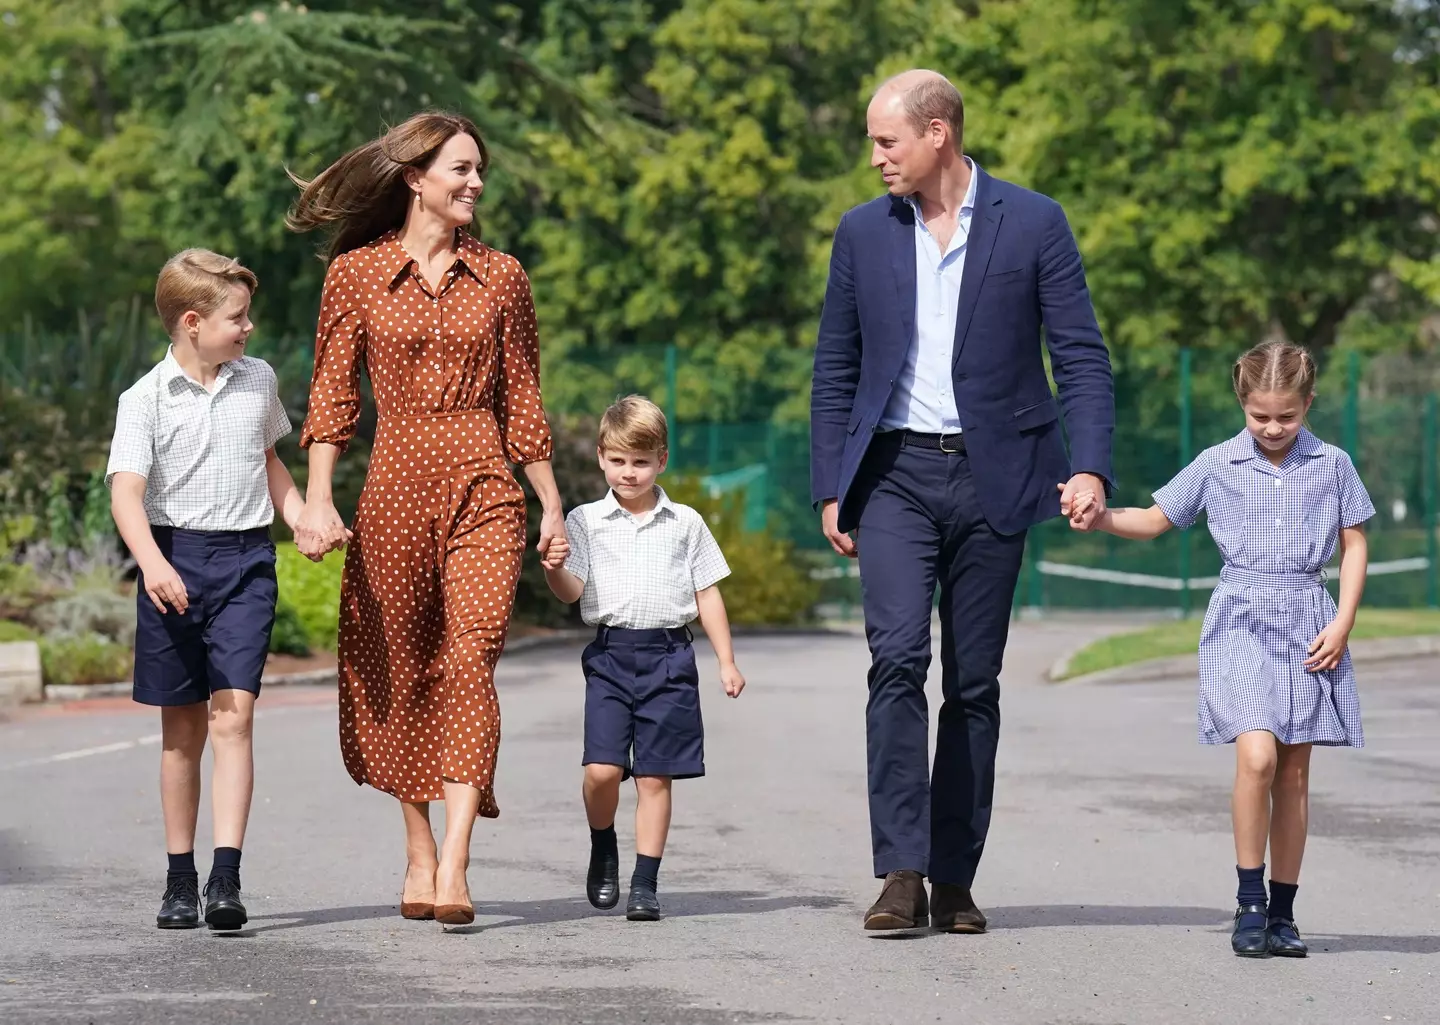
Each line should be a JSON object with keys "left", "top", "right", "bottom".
{"left": 0, "top": 733, "right": 162, "bottom": 771}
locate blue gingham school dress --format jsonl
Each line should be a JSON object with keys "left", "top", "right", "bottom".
{"left": 1153, "top": 428, "right": 1376, "bottom": 747}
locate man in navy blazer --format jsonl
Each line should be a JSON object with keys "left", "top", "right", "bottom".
{"left": 810, "top": 70, "right": 1115, "bottom": 933}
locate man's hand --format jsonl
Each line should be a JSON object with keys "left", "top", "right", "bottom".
{"left": 1058, "top": 474, "right": 1107, "bottom": 531}
{"left": 820, "top": 499, "right": 856, "bottom": 558}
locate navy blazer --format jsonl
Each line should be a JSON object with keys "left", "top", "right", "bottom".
{"left": 810, "top": 168, "right": 1115, "bottom": 536}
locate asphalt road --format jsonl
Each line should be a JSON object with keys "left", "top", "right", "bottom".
{"left": 1, "top": 619, "right": 1437, "bottom": 1024}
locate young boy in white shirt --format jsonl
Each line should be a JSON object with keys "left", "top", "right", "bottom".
{"left": 107, "top": 249, "right": 304, "bottom": 931}
{"left": 543, "top": 395, "right": 745, "bottom": 921}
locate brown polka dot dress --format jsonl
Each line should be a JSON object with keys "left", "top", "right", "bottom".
{"left": 300, "top": 230, "right": 553, "bottom": 818}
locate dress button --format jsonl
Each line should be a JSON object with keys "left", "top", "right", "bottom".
{"left": 1274, "top": 518, "right": 1282, "bottom": 527}
{"left": 1274, "top": 479, "right": 1281, "bottom": 487}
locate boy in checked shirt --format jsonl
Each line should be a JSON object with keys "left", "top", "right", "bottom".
{"left": 107, "top": 249, "right": 306, "bottom": 931}
{"left": 544, "top": 395, "right": 745, "bottom": 921}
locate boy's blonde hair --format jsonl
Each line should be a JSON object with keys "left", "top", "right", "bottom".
{"left": 598, "top": 395, "right": 668, "bottom": 453}
{"left": 155, "top": 248, "right": 258, "bottom": 335}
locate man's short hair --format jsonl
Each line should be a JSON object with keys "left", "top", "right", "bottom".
{"left": 155, "top": 249, "right": 258, "bottom": 335}
{"left": 598, "top": 394, "right": 668, "bottom": 453}
{"left": 883, "top": 71, "right": 965, "bottom": 151}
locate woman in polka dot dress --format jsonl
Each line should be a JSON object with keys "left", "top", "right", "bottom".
{"left": 287, "top": 112, "right": 568, "bottom": 926}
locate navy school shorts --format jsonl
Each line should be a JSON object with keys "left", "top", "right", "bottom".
{"left": 132, "top": 527, "right": 277, "bottom": 707}
{"left": 582, "top": 625, "right": 705, "bottom": 780}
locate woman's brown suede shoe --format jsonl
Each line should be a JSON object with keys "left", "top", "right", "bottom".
{"left": 863, "top": 870, "right": 929, "bottom": 930}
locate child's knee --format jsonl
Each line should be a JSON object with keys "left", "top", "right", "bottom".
{"left": 208, "top": 694, "right": 256, "bottom": 745}
{"left": 161, "top": 703, "right": 209, "bottom": 749}
{"left": 633, "top": 775, "right": 672, "bottom": 797}
{"left": 584, "top": 763, "right": 624, "bottom": 788}
{"left": 1236, "top": 746, "right": 1277, "bottom": 784}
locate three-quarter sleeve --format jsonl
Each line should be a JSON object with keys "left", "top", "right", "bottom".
{"left": 493, "top": 259, "right": 554, "bottom": 465}
{"left": 299, "top": 253, "right": 366, "bottom": 452}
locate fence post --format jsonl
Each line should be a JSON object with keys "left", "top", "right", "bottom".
{"left": 664, "top": 343, "right": 678, "bottom": 432}
{"left": 1427, "top": 393, "right": 1438, "bottom": 609}
{"left": 1344, "top": 350, "right": 1360, "bottom": 469}
{"left": 1179, "top": 347, "right": 1193, "bottom": 618}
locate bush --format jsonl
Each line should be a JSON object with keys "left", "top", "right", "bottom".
{"left": 269, "top": 598, "right": 312, "bottom": 656}
{"left": 663, "top": 478, "right": 818, "bottom": 627}
{"left": 275, "top": 546, "right": 344, "bottom": 651}
{"left": 33, "top": 589, "right": 136, "bottom": 648}
{"left": 40, "top": 633, "right": 131, "bottom": 686}
{"left": 0, "top": 620, "right": 38, "bottom": 643}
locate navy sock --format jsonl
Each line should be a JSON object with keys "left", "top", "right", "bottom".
{"left": 1269, "top": 880, "right": 1298, "bottom": 922}
{"left": 632, "top": 854, "right": 661, "bottom": 893}
{"left": 210, "top": 847, "right": 242, "bottom": 888}
{"left": 166, "top": 851, "right": 196, "bottom": 883}
{"left": 590, "top": 825, "right": 618, "bottom": 858}
{"left": 1236, "top": 865, "right": 1267, "bottom": 929}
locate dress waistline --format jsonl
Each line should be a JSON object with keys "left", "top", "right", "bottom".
{"left": 1219, "top": 566, "right": 1326, "bottom": 590}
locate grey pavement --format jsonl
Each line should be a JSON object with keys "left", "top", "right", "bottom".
{"left": 1, "top": 619, "right": 1437, "bottom": 1024}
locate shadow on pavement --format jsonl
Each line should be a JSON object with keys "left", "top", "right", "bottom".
{"left": 988, "top": 904, "right": 1227, "bottom": 928}
{"left": 247, "top": 890, "right": 847, "bottom": 935}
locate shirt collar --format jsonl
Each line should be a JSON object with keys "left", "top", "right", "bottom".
{"left": 600, "top": 485, "right": 672, "bottom": 520}
{"left": 160, "top": 345, "right": 239, "bottom": 390}
{"left": 1223, "top": 426, "right": 1324, "bottom": 463}
{"left": 376, "top": 229, "right": 492, "bottom": 291}
{"left": 904, "top": 155, "right": 978, "bottom": 218}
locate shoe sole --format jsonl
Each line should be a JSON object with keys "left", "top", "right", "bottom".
{"left": 156, "top": 918, "right": 200, "bottom": 930}
{"left": 934, "top": 922, "right": 986, "bottom": 934}
{"left": 1233, "top": 950, "right": 1270, "bottom": 958}
{"left": 626, "top": 908, "right": 660, "bottom": 922}
{"left": 864, "top": 913, "right": 929, "bottom": 931}
{"left": 205, "top": 908, "right": 247, "bottom": 931}
{"left": 1269, "top": 948, "right": 1307, "bottom": 958}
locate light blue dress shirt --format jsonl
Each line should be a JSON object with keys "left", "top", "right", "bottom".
{"left": 878, "top": 156, "right": 978, "bottom": 434}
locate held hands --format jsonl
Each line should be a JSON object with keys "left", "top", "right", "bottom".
{"left": 1306, "top": 617, "right": 1353, "bottom": 672}
{"left": 140, "top": 556, "right": 189, "bottom": 615}
{"left": 294, "top": 499, "right": 352, "bottom": 562}
{"left": 537, "top": 507, "right": 568, "bottom": 569}
{"left": 1057, "top": 474, "right": 1107, "bottom": 532}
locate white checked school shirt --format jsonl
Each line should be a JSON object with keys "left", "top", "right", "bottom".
{"left": 105, "top": 348, "right": 292, "bottom": 531}
{"left": 563, "top": 486, "right": 731, "bottom": 629}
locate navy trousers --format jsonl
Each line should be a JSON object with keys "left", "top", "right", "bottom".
{"left": 852, "top": 433, "right": 1027, "bottom": 885}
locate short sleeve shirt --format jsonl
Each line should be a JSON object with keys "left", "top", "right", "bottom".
{"left": 1153, "top": 427, "right": 1375, "bottom": 573}
{"left": 105, "top": 350, "right": 292, "bottom": 531}
{"left": 563, "top": 486, "right": 731, "bottom": 628}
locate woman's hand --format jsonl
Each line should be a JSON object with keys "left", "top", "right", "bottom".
{"left": 537, "top": 506, "right": 566, "bottom": 566}
{"left": 295, "top": 499, "right": 351, "bottom": 562}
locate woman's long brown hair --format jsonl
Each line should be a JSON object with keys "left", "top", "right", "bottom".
{"left": 285, "top": 111, "right": 489, "bottom": 261}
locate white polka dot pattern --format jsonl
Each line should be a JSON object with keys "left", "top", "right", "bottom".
{"left": 300, "top": 230, "right": 554, "bottom": 817}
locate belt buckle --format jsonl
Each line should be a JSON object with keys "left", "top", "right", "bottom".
{"left": 939, "top": 433, "right": 960, "bottom": 454}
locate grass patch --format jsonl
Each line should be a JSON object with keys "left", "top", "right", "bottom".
{"left": 1057, "top": 608, "right": 1440, "bottom": 680}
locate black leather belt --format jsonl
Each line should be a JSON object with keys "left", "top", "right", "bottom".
{"left": 900, "top": 430, "right": 966, "bottom": 453}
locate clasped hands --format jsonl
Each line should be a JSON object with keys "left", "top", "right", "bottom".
{"left": 1058, "top": 473, "right": 1107, "bottom": 532}
{"left": 293, "top": 500, "right": 352, "bottom": 562}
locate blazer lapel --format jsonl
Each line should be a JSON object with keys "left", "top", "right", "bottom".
{"left": 888, "top": 197, "right": 917, "bottom": 362}
{"left": 952, "top": 169, "right": 1001, "bottom": 367}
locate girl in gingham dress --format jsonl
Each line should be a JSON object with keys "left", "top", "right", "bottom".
{"left": 1071, "top": 342, "right": 1374, "bottom": 960}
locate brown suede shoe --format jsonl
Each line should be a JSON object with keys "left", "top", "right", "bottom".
{"left": 931, "top": 883, "right": 987, "bottom": 933}
{"left": 863, "top": 870, "right": 929, "bottom": 930}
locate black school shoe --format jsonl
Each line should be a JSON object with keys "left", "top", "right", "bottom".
{"left": 1267, "top": 917, "right": 1308, "bottom": 957}
{"left": 1231, "top": 903, "right": 1269, "bottom": 957}
{"left": 625, "top": 884, "right": 661, "bottom": 922}
{"left": 203, "top": 876, "right": 248, "bottom": 931}
{"left": 587, "top": 847, "right": 620, "bottom": 910}
{"left": 156, "top": 876, "right": 200, "bottom": 929}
